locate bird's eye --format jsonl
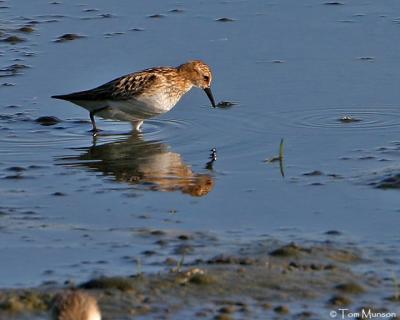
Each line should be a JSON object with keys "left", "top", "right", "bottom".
{"left": 203, "top": 76, "right": 210, "bottom": 82}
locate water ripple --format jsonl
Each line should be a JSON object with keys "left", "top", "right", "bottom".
{"left": 273, "top": 106, "right": 400, "bottom": 131}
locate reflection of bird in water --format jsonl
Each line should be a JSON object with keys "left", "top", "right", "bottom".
{"left": 51, "top": 291, "right": 101, "bottom": 320}
{"left": 60, "top": 134, "right": 214, "bottom": 197}
{"left": 206, "top": 148, "right": 217, "bottom": 170}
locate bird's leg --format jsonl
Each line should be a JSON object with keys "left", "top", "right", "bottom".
{"left": 89, "top": 107, "right": 109, "bottom": 134}
{"left": 89, "top": 112, "right": 98, "bottom": 133}
{"left": 131, "top": 120, "right": 144, "bottom": 132}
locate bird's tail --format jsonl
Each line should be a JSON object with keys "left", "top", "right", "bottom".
{"left": 51, "top": 94, "right": 71, "bottom": 100}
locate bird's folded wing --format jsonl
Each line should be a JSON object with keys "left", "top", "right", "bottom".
{"left": 53, "top": 71, "right": 160, "bottom": 101}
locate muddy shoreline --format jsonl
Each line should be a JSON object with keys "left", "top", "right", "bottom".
{"left": 1, "top": 237, "right": 398, "bottom": 319}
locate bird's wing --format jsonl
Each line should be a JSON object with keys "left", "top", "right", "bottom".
{"left": 52, "top": 69, "right": 163, "bottom": 101}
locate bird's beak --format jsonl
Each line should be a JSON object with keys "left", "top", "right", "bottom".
{"left": 204, "top": 87, "right": 216, "bottom": 108}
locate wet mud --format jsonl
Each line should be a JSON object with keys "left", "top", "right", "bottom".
{"left": 0, "top": 238, "right": 398, "bottom": 320}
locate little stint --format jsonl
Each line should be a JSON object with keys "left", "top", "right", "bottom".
{"left": 52, "top": 60, "right": 216, "bottom": 132}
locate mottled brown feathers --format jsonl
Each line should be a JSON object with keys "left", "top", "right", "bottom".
{"left": 52, "top": 60, "right": 212, "bottom": 102}
{"left": 52, "top": 69, "right": 163, "bottom": 101}
{"left": 51, "top": 291, "right": 101, "bottom": 320}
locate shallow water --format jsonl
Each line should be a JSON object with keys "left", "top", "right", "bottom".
{"left": 1, "top": 0, "right": 400, "bottom": 290}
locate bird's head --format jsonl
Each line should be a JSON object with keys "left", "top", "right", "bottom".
{"left": 178, "top": 60, "right": 216, "bottom": 108}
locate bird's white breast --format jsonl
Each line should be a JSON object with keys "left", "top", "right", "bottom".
{"left": 104, "top": 92, "right": 181, "bottom": 120}
{"left": 70, "top": 87, "right": 188, "bottom": 123}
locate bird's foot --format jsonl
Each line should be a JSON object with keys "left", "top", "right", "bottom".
{"left": 131, "top": 120, "right": 144, "bottom": 132}
{"left": 89, "top": 128, "right": 101, "bottom": 136}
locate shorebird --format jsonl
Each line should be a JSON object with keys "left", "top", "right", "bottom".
{"left": 51, "top": 290, "right": 101, "bottom": 320}
{"left": 52, "top": 60, "right": 216, "bottom": 133}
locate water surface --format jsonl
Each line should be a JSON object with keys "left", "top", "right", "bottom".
{"left": 1, "top": 0, "right": 400, "bottom": 288}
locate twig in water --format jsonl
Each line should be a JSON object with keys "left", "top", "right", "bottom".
{"left": 136, "top": 257, "right": 142, "bottom": 276}
{"left": 264, "top": 139, "right": 285, "bottom": 177}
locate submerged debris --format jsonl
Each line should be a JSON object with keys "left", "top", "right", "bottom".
{"left": 207, "top": 254, "right": 257, "bottom": 265}
{"left": 303, "top": 170, "right": 323, "bottom": 176}
{"left": 0, "top": 64, "right": 30, "bottom": 77}
{"left": 129, "top": 28, "right": 144, "bottom": 32}
{"left": 148, "top": 14, "right": 165, "bottom": 19}
{"left": 216, "top": 101, "right": 237, "bottom": 108}
{"left": 325, "top": 230, "right": 342, "bottom": 236}
{"left": 0, "top": 292, "right": 50, "bottom": 312}
{"left": 169, "top": 9, "right": 185, "bottom": 13}
{"left": 52, "top": 192, "right": 66, "bottom": 196}
{"left": 324, "top": 1, "right": 344, "bottom": 5}
{"left": 83, "top": 8, "right": 100, "bottom": 12}
{"left": 338, "top": 115, "right": 362, "bottom": 123}
{"left": 274, "top": 305, "right": 289, "bottom": 314}
{"left": 328, "top": 295, "right": 352, "bottom": 307}
{"left": 104, "top": 31, "right": 125, "bottom": 38}
{"left": 1, "top": 35, "right": 26, "bottom": 44}
{"left": 6, "top": 166, "right": 26, "bottom": 172}
{"left": 18, "top": 26, "right": 35, "bottom": 33}
{"left": 216, "top": 17, "right": 235, "bottom": 22}
{"left": 270, "top": 243, "right": 310, "bottom": 257}
{"left": 35, "top": 116, "right": 61, "bottom": 126}
{"left": 99, "top": 13, "right": 113, "bottom": 18}
{"left": 374, "top": 173, "right": 400, "bottom": 189}
{"left": 54, "top": 33, "right": 85, "bottom": 43}
{"left": 357, "top": 56, "right": 375, "bottom": 61}
{"left": 335, "top": 282, "right": 365, "bottom": 294}
{"left": 177, "top": 268, "right": 215, "bottom": 285}
{"left": 80, "top": 276, "right": 134, "bottom": 292}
